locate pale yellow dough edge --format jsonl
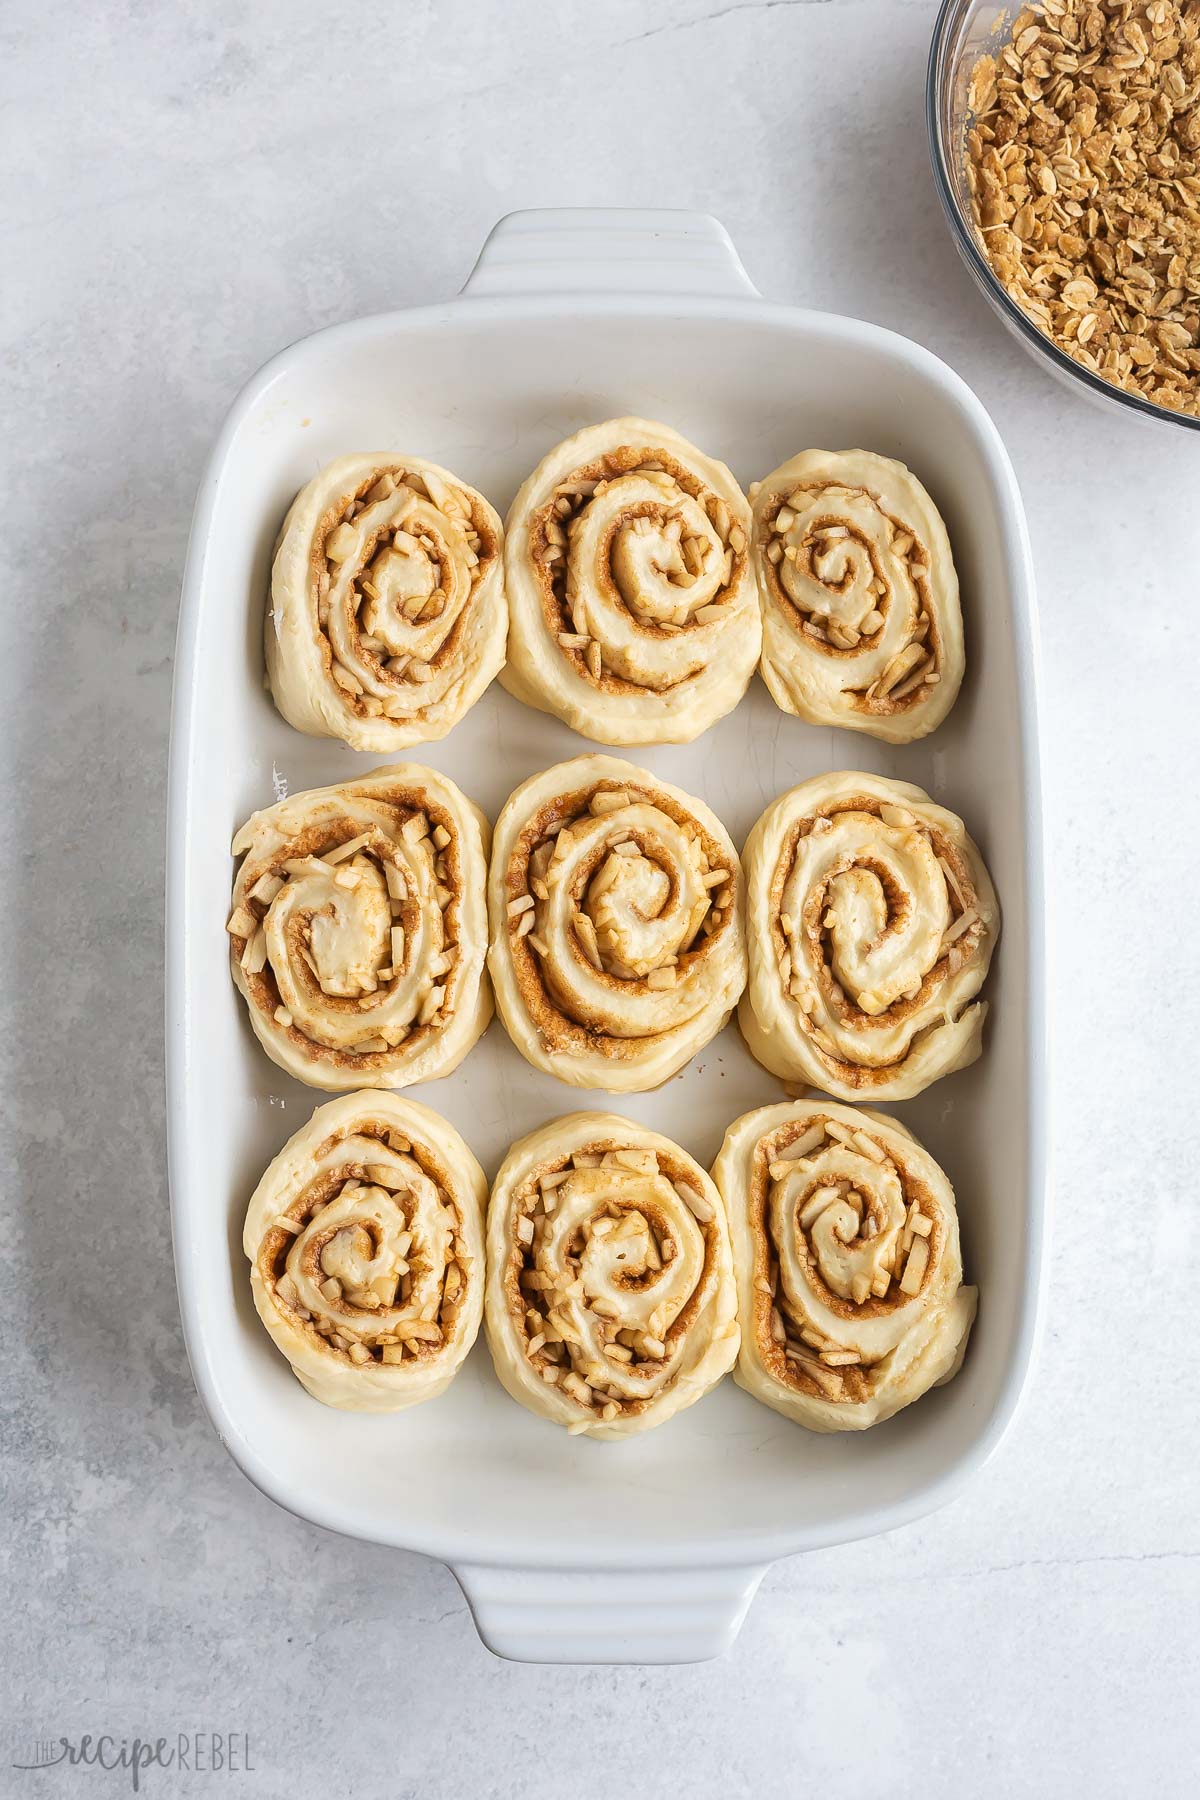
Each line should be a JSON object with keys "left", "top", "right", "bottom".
{"left": 244, "top": 1091, "right": 487, "bottom": 1412}
{"left": 229, "top": 764, "right": 492, "bottom": 1093}
{"left": 752, "top": 448, "right": 965, "bottom": 745}
{"left": 487, "top": 754, "right": 747, "bottom": 1092}
{"left": 484, "top": 1112, "right": 740, "bottom": 1440}
{"left": 267, "top": 452, "right": 507, "bottom": 752}
{"left": 713, "top": 1098, "right": 976, "bottom": 1432}
{"left": 501, "top": 417, "right": 760, "bottom": 745}
{"left": 739, "top": 769, "right": 998, "bottom": 1102}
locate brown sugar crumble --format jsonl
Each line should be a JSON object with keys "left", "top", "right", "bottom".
{"left": 964, "top": 0, "right": 1200, "bottom": 416}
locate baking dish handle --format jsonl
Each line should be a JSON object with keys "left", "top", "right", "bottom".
{"left": 452, "top": 1560, "right": 768, "bottom": 1664}
{"left": 460, "top": 207, "right": 761, "bottom": 301}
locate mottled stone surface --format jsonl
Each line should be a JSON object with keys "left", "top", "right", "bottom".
{"left": 1, "top": 1, "right": 1195, "bottom": 1795}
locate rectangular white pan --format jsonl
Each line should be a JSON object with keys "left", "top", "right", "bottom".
{"left": 168, "top": 208, "right": 1046, "bottom": 1663}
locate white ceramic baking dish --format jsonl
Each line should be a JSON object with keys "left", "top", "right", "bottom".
{"left": 167, "top": 207, "right": 1046, "bottom": 1664}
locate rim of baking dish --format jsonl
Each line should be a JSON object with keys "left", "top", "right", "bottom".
{"left": 167, "top": 287, "right": 1049, "bottom": 1571}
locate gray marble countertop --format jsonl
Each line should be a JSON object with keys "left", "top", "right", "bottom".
{"left": 3, "top": 1, "right": 1196, "bottom": 1794}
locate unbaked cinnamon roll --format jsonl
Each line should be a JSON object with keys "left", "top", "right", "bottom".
{"left": 486, "top": 1113, "right": 739, "bottom": 1438}
{"left": 741, "top": 772, "right": 998, "bottom": 1100}
{"left": 244, "top": 1092, "right": 486, "bottom": 1411}
{"left": 713, "top": 1100, "right": 975, "bottom": 1430}
{"left": 266, "top": 454, "right": 505, "bottom": 751}
{"left": 228, "top": 765, "right": 491, "bottom": 1091}
{"left": 501, "top": 418, "right": 760, "bottom": 744}
{"left": 488, "top": 756, "right": 746, "bottom": 1091}
{"left": 751, "top": 449, "right": 964, "bottom": 742}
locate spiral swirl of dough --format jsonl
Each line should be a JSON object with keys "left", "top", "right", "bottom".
{"left": 244, "top": 1092, "right": 486, "bottom": 1412}
{"left": 485, "top": 1114, "right": 738, "bottom": 1438}
{"left": 488, "top": 756, "right": 746, "bottom": 1092}
{"left": 740, "top": 772, "right": 998, "bottom": 1101}
{"left": 751, "top": 449, "right": 964, "bottom": 743}
{"left": 228, "top": 765, "right": 491, "bottom": 1092}
{"left": 714, "top": 1100, "right": 975, "bottom": 1431}
{"left": 501, "top": 418, "right": 760, "bottom": 744}
{"left": 266, "top": 454, "right": 505, "bottom": 751}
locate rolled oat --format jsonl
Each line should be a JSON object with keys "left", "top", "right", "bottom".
{"left": 964, "top": 1, "right": 1200, "bottom": 416}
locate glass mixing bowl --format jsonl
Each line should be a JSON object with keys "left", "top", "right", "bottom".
{"left": 927, "top": 0, "right": 1200, "bottom": 435}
